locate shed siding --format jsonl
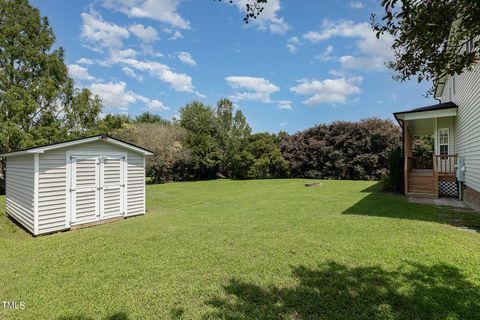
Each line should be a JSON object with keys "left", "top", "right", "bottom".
{"left": 6, "top": 155, "right": 34, "bottom": 233}
{"left": 37, "top": 140, "right": 146, "bottom": 234}
{"left": 38, "top": 149, "right": 68, "bottom": 234}
{"left": 439, "top": 63, "right": 480, "bottom": 192}
{"left": 127, "top": 152, "right": 145, "bottom": 216}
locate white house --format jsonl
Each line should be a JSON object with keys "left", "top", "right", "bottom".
{"left": 0, "top": 135, "right": 153, "bottom": 235}
{"left": 393, "top": 40, "right": 480, "bottom": 210}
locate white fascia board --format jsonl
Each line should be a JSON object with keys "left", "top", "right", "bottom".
{"left": 397, "top": 108, "right": 458, "bottom": 121}
{"left": 104, "top": 137, "right": 154, "bottom": 156}
{"left": 0, "top": 137, "right": 100, "bottom": 157}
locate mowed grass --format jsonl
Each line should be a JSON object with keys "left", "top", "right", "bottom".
{"left": 1, "top": 179, "right": 480, "bottom": 319}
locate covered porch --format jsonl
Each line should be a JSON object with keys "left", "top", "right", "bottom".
{"left": 394, "top": 102, "right": 459, "bottom": 198}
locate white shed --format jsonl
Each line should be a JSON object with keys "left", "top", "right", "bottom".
{"left": 0, "top": 135, "right": 153, "bottom": 235}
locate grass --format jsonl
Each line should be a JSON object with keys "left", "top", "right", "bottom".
{"left": 1, "top": 179, "right": 480, "bottom": 319}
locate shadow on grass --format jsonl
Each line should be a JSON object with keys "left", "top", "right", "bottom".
{"left": 343, "top": 183, "right": 480, "bottom": 231}
{"left": 58, "top": 311, "right": 128, "bottom": 320}
{"left": 205, "top": 261, "right": 480, "bottom": 320}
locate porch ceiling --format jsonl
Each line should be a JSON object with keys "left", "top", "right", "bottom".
{"left": 409, "top": 118, "right": 435, "bottom": 136}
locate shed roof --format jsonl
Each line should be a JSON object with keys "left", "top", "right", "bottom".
{"left": 0, "top": 135, "right": 154, "bottom": 157}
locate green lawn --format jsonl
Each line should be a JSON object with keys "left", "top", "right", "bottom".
{"left": 1, "top": 180, "right": 480, "bottom": 319}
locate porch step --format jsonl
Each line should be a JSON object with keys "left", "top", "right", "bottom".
{"left": 406, "top": 192, "right": 437, "bottom": 199}
{"left": 408, "top": 174, "right": 435, "bottom": 195}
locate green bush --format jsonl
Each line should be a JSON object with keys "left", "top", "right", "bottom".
{"left": 381, "top": 146, "right": 404, "bottom": 193}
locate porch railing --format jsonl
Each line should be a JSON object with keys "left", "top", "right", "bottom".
{"left": 412, "top": 156, "right": 433, "bottom": 169}
{"left": 434, "top": 154, "right": 457, "bottom": 174}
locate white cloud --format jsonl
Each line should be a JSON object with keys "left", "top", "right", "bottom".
{"left": 339, "top": 55, "right": 386, "bottom": 71}
{"left": 110, "top": 48, "right": 138, "bottom": 60}
{"left": 168, "top": 30, "right": 183, "bottom": 40}
{"left": 103, "top": 0, "right": 190, "bottom": 30}
{"left": 287, "top": 36, "right": 300, "bottom": 53}
{"left": 76, "top": 58, "right": 94, "bottom": 65}
{"left": 68, "top": 64, "right": 95, "bottom": 81}
{"left": 277, "top": 100, "right": 293, "bottom": 110}
{"left": 290, "top": 77, "right": 363, "bottom": 105}
{"left": 231, "top": 0, "right": 289, "bottom": 34}
{"left": 303, "top": 20, "right": 371, "bottom": 43}
{"left": 225, "top": 76, "right": 280, "bottom": 103}
{"left": 114, "top": 58, "right": 202, "bottom": 95}
{"left": 90, "top": 81, "right": 137, "bottom": 110}
{"left": 279, "top": 122, "right": 287, "bottom": 127}
{"left": 176, "top": 51, "right": 196, "bottom": 66}
{"left": 131, "top": 93, "right": 169, "bottom": 111}
{"left": 303, "top": 20, "right": 394, "bottom": 71}
{"left": 122, "top": 66, "right": 144, "bottom": 81}
{"left": 90, "top": 81, "right": 168, "bottom": 111}
{"left": 81, "top": 12, "right": 129, "bottom": 50}
{"left": 349, "top": 1, "right": 364, "bottom": 9}
{"left": 314, "top": 45, "right": 334, "bottom": 61}
{"left": 128, "top": 23, "right": 159, "bottom": 43}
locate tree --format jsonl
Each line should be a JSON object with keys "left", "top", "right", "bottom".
{"left": 0, "top": 0, "right": 103, "bottom": 188}
{"left": 135, "top": 111, "right": 171, "bottom": 125}
{"left": 372, "top": 0, "right": 479, "bottom": 90}
{"left": 215, "top": 99, "right": 251, "bottom": 177}
{"left": 96, "top": 113, "right": 132, "bottom": 134}
{"left": 179, "top": 101, "right": 222, "bottom": 179}
{"left": 231, "top": 132, "right": 289, "bottom": 179}
{"left": 281, "top": 118, "right": 401, "bottom": 180}
{"left": 113, "top": 123, "right": 190, "bottom": 183}
{"left": 64, "top": 88, "right": 103, "bottom": 138}
{"left": 0, "top": 0, "right": 103, "bottom": 152}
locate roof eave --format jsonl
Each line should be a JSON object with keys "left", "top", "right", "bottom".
{"left": 0, "top": 135, "right": 154, "bottom": 158}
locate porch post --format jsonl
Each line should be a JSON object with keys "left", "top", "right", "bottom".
{"left": 404, "top": 122, "right": 413, "bottom": 194}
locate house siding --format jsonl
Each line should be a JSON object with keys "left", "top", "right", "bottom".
{"left": 436, "top": 116, "right": 455, "bottom": 154}
{"left": 439, "top": 63, "right": 480, "bottom": 194}
{"left": 6, "top": 155, "right": 35, "bottom": 233}
{"left": 37, "top": 140, "right": 146, "bottom": 234}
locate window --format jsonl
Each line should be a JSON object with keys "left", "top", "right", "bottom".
{"left": 466, "top": 39, "right": 476, "bottom": 53}
{"left": 438, "top": 128, "right": 449, "bottom": 157}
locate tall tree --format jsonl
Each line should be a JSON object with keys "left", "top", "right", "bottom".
{"left": 179, "top": 101, "right": 222, "bottom": 179}
{"left": 0, "top": 0, "right": 102, "bottom": 153}
{"left": 372, "top": 0, "right": 480, "bottom": 90}
{"left": 215, "top": 99, "right": 251, "bottom": 177}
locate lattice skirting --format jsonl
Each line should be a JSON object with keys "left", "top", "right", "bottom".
{"left": 439, "top": 181, "right": 458, "bottom": 197}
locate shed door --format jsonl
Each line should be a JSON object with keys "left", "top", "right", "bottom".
{"left": 70, "top": 155, "right": 100, "bottom": 224}
{"left": 101, "top": 155, "right": 125, "bottom": 218}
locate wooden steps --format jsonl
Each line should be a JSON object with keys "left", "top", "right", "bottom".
{"left": 408, "top": 174, "right": 435, "bottom": 195}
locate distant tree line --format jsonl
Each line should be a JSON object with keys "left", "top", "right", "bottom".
{"left": 105, "top": 105, "right": 401, "bottom": 184}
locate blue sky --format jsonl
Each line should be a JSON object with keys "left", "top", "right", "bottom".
{"left": 31, "top": 0, "right": 434, "bottom": 133}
